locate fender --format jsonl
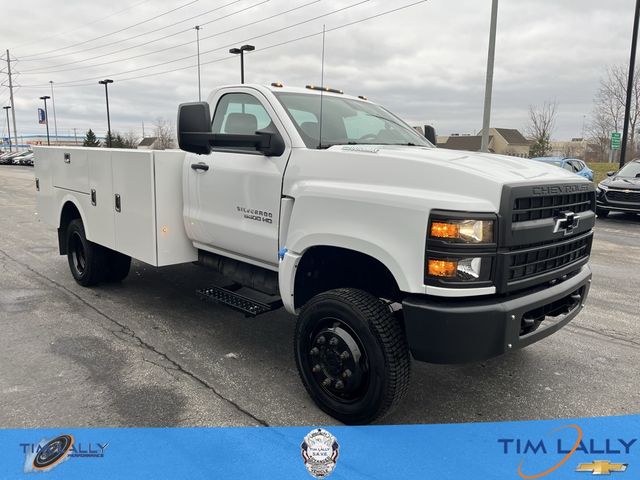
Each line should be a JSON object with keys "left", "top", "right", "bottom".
{"left": 55, "top": 193, "right": 91, "bottom": 253}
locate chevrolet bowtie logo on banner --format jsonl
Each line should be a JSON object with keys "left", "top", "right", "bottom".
{"left": 576, "top": 460, "right": 628, "bottom": 475}
{"left": 37, "top": 108, "right": 46, "bottom": 125}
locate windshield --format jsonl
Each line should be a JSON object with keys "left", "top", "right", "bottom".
{"left": 617, "top": 161, "right": 640, "bottom": 178}
{"left": 274, "top": 92, "right": 432, "bottom": 149}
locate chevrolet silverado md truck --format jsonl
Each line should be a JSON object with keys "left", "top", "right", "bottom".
{"left": 34, "top": 84, "right": 595, "bottom": 424}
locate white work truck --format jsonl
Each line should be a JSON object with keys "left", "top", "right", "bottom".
{"left": 34, "top": 84, "right": 595, "bottom": 424}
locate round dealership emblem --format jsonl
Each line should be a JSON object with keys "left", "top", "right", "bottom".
{"left": 33, "top": 434, "right": 74, "bottom": 470}
{"left": 301, "top": 428, "right": 339, "bottom": 478}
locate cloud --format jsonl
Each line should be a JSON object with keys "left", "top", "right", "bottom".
{"left": 1, "top": 0, "right": 636, "bottom": 141}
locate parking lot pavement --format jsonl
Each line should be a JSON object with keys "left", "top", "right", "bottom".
{"left": 0, "top": 165, "right": 638, "bottom": 428}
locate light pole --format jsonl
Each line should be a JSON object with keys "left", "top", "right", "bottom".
{"left": 49, "top": 81, "right": 59, "bottom": 145}
{"left": 619, "top": 0, "right": 640, "bottom": 168}
{"left": 195, "top": 26, "right": 202, "bottom": 101}
{"left": 229, "top": 44, "right": 255, "bottom": 84}
{"left": 3, "top": 106, "right": 11, "bottom": 152}
{"left": 480, "top": 0, "right": 498, "bottom": 153}
{"left": 98, "top": 79, "right": 114, "bottom": 147}
{"left": 39, "top": 95, "right": 51, "bottom": 146}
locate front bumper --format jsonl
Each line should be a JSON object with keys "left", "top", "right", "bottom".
{"left": 596, "top": 197, "right": 640, "bottom": 213}
{"left": 402, "top": 265, "right": 591, "bottom": 364}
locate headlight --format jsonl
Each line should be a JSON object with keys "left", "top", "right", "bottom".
{"left": 597, "top": 183, "right": 608, "bottom": 191}
{"left": 430, "top": 219, "right": 494, "bottom": 244}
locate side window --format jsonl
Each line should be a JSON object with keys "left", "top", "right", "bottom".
{"left": 211, "top": 93, "right": 273, "bottom": 151}
{"left": 563, "top": 162, "right": 574, "bottom": 172}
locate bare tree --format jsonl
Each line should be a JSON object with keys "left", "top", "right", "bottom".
{"left": 153, "top": 117, "right": 176, "bottom": 150}
{"left": 585, "top": 108, "right": 613, "bottom": 162}
{"left": 122, "top": 129, "right": 140, "bottom": 149}
{"left": 527, "top": 101, "right": 557, "bottom": 157}
{"left": 588, "top": 65, "right": 640, "bottom": 163}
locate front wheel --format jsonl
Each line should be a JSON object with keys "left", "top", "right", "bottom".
{"left": 294, "top": 288, "right": 411, "bottom": 424}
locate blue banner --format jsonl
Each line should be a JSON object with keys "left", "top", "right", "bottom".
{"left": 0, "top": 414, "right": 638, "bottom": 479}
{"left": 37, "top": 108, "right": 46, "bottom": 125}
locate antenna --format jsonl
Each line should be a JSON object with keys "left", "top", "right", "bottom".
{"left": 318, "top": 24, "right": 326, "bottom": 149}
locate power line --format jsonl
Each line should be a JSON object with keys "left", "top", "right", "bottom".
{"left": 10, "top": 0, "right": 154, "bottom": 51}
{"left": 19, "top": 0, "right": 200, "bottom": 60}
{"left": 21, "top": 0, "right": 272, "bottom": 74}
{"left": 19, "top": 0, "right": 429, "bottom": 89}
{"left": 19, "top": 0, "right": 371, "bottom": 87}
{"left": 19, "top": 0, "right": 250, "bottom": 66}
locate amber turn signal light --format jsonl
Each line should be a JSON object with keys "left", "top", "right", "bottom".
{"left": 427, "top": 259, "right": 458, "bottom": 278}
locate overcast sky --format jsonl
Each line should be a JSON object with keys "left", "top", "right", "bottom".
{"left": 1, "top": 0, "right": 637, "bottom": 142}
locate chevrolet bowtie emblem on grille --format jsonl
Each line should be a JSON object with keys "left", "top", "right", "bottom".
{"left": 553, "top": 211, "right": 580, "bottom": 235}
{"left": 576, "top": 460, "right": 628, "bottom": 475}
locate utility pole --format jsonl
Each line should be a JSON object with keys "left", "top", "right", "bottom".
{"left": 195, "top": 26, "right": 202, "bottom": 101}
{"left": 480, "top": 0, "right": 499, "bottom": 153}
{"left": 49, "top": 81, "right": 59, "bottom": 145}
{"left": 619, "top": 0, "right": 640, "bottom": 168}
{"left": 142, "top": 120, "right": 145, "bottom": 137}
{"left": 6, "top": 50, "right": 18, "bottom": 150}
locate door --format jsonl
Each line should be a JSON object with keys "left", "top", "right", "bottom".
{"left": 185, "top": 89, "right": 290, "bottom": 267}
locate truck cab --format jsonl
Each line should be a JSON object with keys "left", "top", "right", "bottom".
{"left": 35, "top": 84, "right": 595, "bottom": 424}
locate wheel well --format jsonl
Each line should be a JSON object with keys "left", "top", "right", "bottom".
{"left": 58, "top": 202, "right": 82, "bottom": 254}
{"left": 294, "top": 246, "right": 401, "bottom": 309}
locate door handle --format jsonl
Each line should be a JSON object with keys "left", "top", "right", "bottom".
{"left": 115, "top": 194, "right": 121, "bottom": 212}
{"left": 191, "top": 162, "right": 209, "bottom": 171}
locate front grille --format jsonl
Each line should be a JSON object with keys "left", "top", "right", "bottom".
{"left": 507, "top": 233, "right": 591, "bottom": 281}
{"left": 512, "top": 192, "right": 593, "bottom": 222}
{"left": 605, "top": 190, "right": 640, "bottom": 204}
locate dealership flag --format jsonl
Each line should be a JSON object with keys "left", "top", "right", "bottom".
{"left": 38, "top": 108, "right": 46, "bottom": 124}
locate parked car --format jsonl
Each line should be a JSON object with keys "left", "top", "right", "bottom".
{"left": 10, "top": 151, "right": 33, "bottom": 165}
{"left": 18, "top": 152, "right": 34, "bottom": 166}
{"left": 0, "top": 151, "right": 24, "bottom": 165}
{"left": 596, "top": 159, "right": 640, "bottom": 217}
{"left": 531, "top": 157, "right": 593, "bottom": 181}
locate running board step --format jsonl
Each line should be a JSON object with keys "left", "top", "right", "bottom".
{"left": 196, "top": 283, "right": 283, "bottom": 317}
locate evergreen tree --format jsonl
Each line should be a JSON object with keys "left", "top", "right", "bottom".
{"left": 83, "top": 129, "right": 101, "bottom": 147}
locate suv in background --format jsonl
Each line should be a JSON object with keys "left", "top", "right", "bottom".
{"left": 596, "top": 159, "right": 640, "bottom": 217}
{"left": 531, "top": 157, "right": 593, "bottom": 181}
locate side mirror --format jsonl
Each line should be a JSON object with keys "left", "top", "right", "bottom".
{"left": 255, "top": 123, "right": 286, "bottom": 157}
{"left": 606, "top": 171, "right": 615, "bottom": 177}
{"left": 424, "top": 125, "right": 437, "bottom": 145}
{"left": 177, "top": 102, "right": 212, "bottom": 155}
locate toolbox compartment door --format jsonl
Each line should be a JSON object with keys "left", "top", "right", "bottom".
{"left": 112, "top": 151, "right": 157, "bottom": 265}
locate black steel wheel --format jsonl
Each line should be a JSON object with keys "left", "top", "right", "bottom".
{"left": 66, "top": 219, "right": 107, "bottom": 287}
{"left": 294, "top": 288, "right": 410, "bottom": 424}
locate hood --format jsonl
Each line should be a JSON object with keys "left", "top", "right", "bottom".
{"left": 340, "top": 145, "right": 583, "bottom": 184}
{"left": 600, "top": 175, "right": 640, "bottom": 190}
{"left": 285, "top": 145, "right": 591, "bottom": 214}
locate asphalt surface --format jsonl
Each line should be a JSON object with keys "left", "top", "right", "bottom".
{"left": 0, "top": 165, "right": 638, "bottom": 428}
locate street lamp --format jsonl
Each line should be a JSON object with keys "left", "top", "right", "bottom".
{"left": 49, "top": 81, "right": 59, "bottom": 145}
{"left": 229, "top": 44, "right": 255, "bottom": 84}
{"left": 195, "top": 26, "right": 202, "bottom": 101}
{"left": 98, "top": 79, "right": 114, "bottom": 147}
{"left": 39, "top": 95, "right": 51, "bottom": 146}
{"left": 3, "top": 106, "right": 11, "bottom": 152}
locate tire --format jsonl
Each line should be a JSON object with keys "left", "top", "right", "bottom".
{"left": 596, "top": 207, "right": 609, "bottom": 218}
{"left": 105, "top": 250, "right": 131, "bottom": 282}
{"left": 66, "top": 219, "right": 108, "bottom": 287}
{"left": 294, "top": 288, "right": 411, "bottom": 424}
